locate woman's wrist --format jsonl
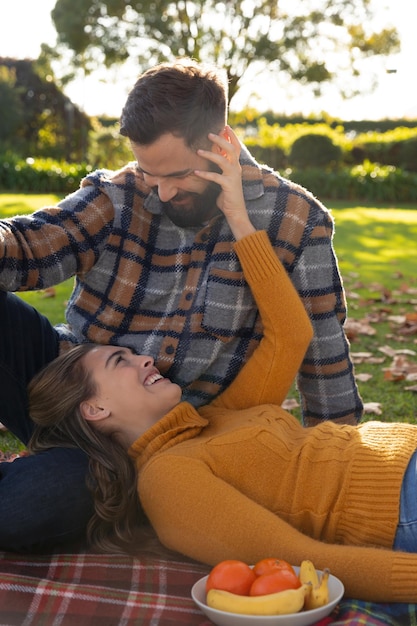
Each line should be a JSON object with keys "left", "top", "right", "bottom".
{"left": 227, "top": 213, "right": 256, "bottom": 241}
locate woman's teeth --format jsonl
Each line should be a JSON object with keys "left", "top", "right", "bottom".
{"left": 145, "top": 373, "right": 163, "bottom": 386}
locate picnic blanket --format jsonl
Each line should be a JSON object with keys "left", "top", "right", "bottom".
{"left": 0, "top": 548, "right": 416, "bottom": 626}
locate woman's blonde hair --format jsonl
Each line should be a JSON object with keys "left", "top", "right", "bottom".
{"left": 27, "top": 343, "right": 145, "bottom": 553}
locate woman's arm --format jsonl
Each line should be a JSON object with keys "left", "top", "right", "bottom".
{"left": 212, "top": 230, "right": 313, "bottom": 410}
{"left": 139, "top": 454, "right": 417, "bottom": 603}
{"left": 195, "top": 127, "right": 313, "bottom": 410}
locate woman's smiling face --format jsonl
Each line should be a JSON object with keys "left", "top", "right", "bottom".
{"left": 80, "top": 346, "right": 182, "bottom": 432}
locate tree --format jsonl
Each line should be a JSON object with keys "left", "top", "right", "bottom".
{"left": 51, "top": 0, "right": 400, "bottom": 105}
{"left": 0, "top": 65, "right": 25, "bottom": 146}
{"left": 0, "top": 58, "right": 90, "bottom": 161}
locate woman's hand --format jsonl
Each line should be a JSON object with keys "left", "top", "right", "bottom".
{"left": 195, "top": 126, "right": 255, "bottom": 241}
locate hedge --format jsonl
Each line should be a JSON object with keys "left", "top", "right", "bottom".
{"left": 0, "top": 154, "right": 91, "bottom": 193}
{"left": 288, "top": 163, "right": 417, "bottom": 203}
{"left": 1, "top": 153, "right": 417, "bottom": 204}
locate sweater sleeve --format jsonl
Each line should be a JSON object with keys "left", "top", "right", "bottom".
{"left": 288, "top": 211, "right": 363, "bottom": 426}
{"left": 139, "top": 454, "right": 417, "bottom": 603}
{"left": 0, "top": 184, "right": 113, "bottom": 291}
{"left": 212, "top": 230, "right": 313, "bottom": 410}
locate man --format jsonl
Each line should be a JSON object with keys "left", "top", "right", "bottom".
{"left": 0, "top": 59, "right": 362, "bottom": 551}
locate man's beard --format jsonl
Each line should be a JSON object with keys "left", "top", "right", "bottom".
{"left": 159, "top": 181, "right": 222, "bottom": 228}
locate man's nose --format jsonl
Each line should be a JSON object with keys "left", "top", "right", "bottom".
{"left": 155, "top": 179, "right": 178, "bottom": 203}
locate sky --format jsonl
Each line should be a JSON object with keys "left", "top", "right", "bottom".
{"left": 0, "top": 0, "right": 416, "bottom": 120}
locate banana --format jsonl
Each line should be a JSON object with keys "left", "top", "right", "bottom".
{"left": 299, "top": 560, "right": 330, "bottom": 610}
{"left": 206, "top": 583, "right": 309, "bottom": 616}
{"left": 299, "top": 559, "right": 319, "bottom": 587}
{"left": 305, "top": 568, "right": 330, "bottom": 610}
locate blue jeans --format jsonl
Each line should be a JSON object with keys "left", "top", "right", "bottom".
{"left": 0, "top": 291, "right": 93, "bottom": 551}
{"left": 394, "top": 449, "right": 417, "bottom": 552}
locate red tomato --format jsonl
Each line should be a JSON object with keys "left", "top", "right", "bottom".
{"left": 249, "top": 569, "right": 301, "bottom": 596}
{"left": 206, "top": 560, "right": 256, "bottom": 596}
{"left": 253, "top": 557, "right": 297, "bottom": 578}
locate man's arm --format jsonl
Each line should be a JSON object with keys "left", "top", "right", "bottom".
{"left": 0, "top": 185, "right": 113, "bottom": 291}
{"left": 288, "top": 208, "right": 363, "bottom": 425}
{"left": 237, "top": 145, "right": 362, "bottom": 425}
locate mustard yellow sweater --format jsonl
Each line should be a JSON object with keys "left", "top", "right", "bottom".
{"left": 129, "top": 231, "right": 417, "bottom": 603}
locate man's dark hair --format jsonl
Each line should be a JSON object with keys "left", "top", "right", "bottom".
{"left": 119, "top": 58, "right": 228, "bottom": 149}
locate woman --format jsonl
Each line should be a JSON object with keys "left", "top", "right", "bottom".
{"left": 27, "top": 134, "right": 417, "bottom": 604}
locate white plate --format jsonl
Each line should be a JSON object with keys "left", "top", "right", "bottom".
{"left": 191, "top": 566, "right": 344, "bottom": 626}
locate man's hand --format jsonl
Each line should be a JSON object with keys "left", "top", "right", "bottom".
{"left": 195, "top": 126, "right": 255, "bottom": 241}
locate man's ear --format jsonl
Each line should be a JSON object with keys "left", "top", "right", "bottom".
{"left": 80, "top": 400, "right": 111, "bottom": 422}
{"left": 211, "top": 127, "right": 230, "bottom": 156}
{"left": 220, "top": 126, "right": 230, "bottom": 141}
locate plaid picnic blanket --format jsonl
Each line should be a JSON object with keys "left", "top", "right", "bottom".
{"left": 0, "top": 551, "right": 211, "bottom": 626}
{"left": 0, "top": 549, "right": 416, "bottom": 626}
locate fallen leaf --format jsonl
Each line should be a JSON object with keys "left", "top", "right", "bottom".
{"left": 406, "top": 312, "right": 417, "bottom": 323}
{"left": 379, "top": 345, "right": 416, "bottom": 358}
{"left": 398, "top": 324, "right": 417, "bottom": 337}
{"left": 383, "top": 354, "right": 417, "bottom": 382}
{"left": 363, "top": 402, "right": 382, "bottom": 415}
{"left": 388, "top": 315, "right": 407, "bottom": 325}
{"left": 41, "top": 287, "right": 56, "bottom": 298}
{"left": 356, "top": 373, "right": 373, "bottom": 382}
{"left": 281, "top": 398, "right": 300, "bottom": 410}
{"left": 345, "top": 319, "right": 376, "bottom": 341}
{"left": 378, "top": 345, "right": 397, "bottom": 358}
{"left": 351, "top": 352, "right": 385, "bottom": 364}
{"left": 392, "top": 355, "right": 417, "bottom": 372}
{"left": 351, "top": 352, "right": 372, "bottom": 360}
{"left": 346, "top": 290, "right": 361, "bottom": 300}
{"left": 384, "top": 370, "right": 406, "bottom": 382}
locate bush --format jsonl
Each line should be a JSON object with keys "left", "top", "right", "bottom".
{"left": 87, "top": 121, "right": 133, "bottom": 169}
{"left": 245, "top": 144, "right": 287, "bottom": 170}
{"left": 239, "top": 118, "right": 417, "bottom": 172}
{"left": 398, "top": 137, "right": 417, "bottom": 172}
{"left": 288, "top": 133, "right": 343, "bottom": 169}
{"left": 287, "top": 162, "right": 417, "bottom": 203}
{"left": 0, "top": 153, "right": 92, "bottom": 193}
{"left": 343, "top": 127, "right": 417, "bottom": 168}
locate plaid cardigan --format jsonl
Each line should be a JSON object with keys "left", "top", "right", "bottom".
{"left": 0, "top": 145, "right": 362, "bottom": 423}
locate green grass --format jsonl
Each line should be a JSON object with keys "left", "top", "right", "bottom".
{"left": 0, "top": 193, "right": 66, "bottom": 217}
{"left": 0, "top": 193, "right": 416, "bottom": 454}
{"left": 329, "top": 204, "right": 417, "bottom": 425}
{"left": 331, "top": 205, "right": 417, "bottom": 287}
{"left": 0, "top": 193, "right": 71, "bottom": 326}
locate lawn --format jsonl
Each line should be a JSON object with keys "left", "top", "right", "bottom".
{"left": 329, "top": 203, "right": 417, "bottom": 425}
{"left": 0, "top": 193, "right": 416, "bottom": 453}
{"left": 331, "top": 203, "right": 417, "bottom": 287}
